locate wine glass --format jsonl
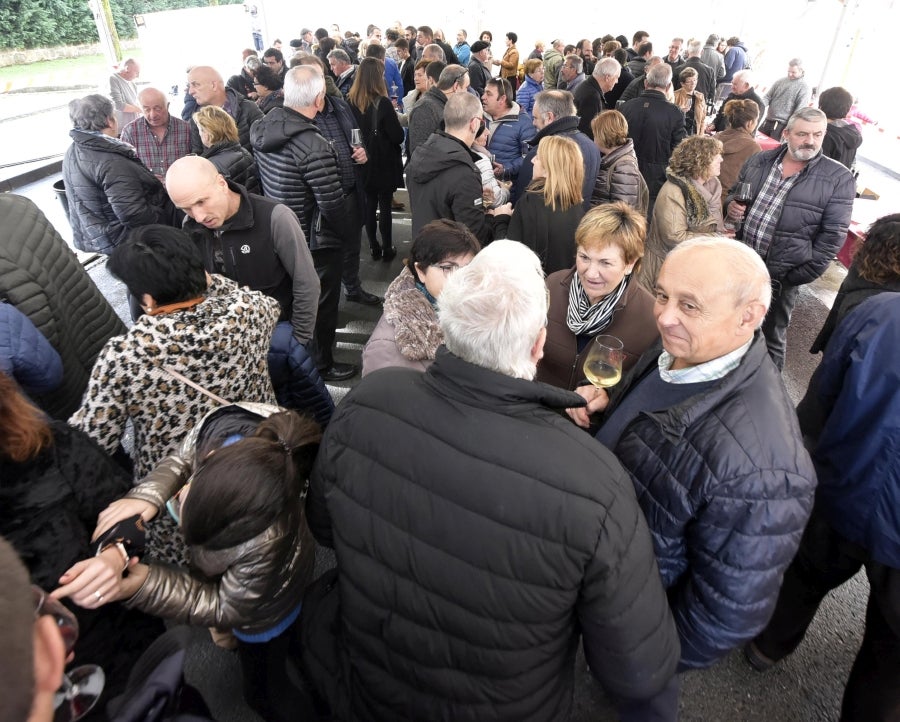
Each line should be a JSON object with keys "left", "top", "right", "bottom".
{"left": 726, "top": 182, "right": 753, "bottom": 237}
{"left": 583, "top": 335, "right": 625, "bottom": 389}
{"left": 350, "top": 128, "right": 363, "bottom": 148}
{"left": 32, "top": 587, "right": 105, "bottom": 722}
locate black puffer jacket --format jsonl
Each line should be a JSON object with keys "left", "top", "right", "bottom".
{"left": 601, "top": 335, "right": 816, "bottom": 669}
{"left": 251, "top": 106, "right": 350, "bottom": 251}
{"left": 201, "top": 139, "right": 260, "bottom": 194}
{"left": 727, "top": 147, "right": 855, "bottom": 285}
{"left": 620, "top": 90, "right": 687, "bottom": 201}
{"left": 305, "top": 349, "right": 680, "bottom": 720}
{"left": 189, "top": 86, "right": 263, "bottom": 154}
{"left": 62, "top": 129, "right": 175, "bottom": 254}
{"left": 0, "top": 194, "right": 126, "bottom": 419}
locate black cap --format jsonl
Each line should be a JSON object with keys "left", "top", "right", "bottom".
{"left": 470, "top": 40, "right": 490, "bottom": 53}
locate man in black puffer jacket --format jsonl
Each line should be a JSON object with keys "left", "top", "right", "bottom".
{"left": 251, "top": 65, "right": 357, "bottom": 381}
{"left": 572, "top": 238, "right": 816, "bottom": 710}
{"left": 304, "top": 240, "right": 680, "bottom": 721}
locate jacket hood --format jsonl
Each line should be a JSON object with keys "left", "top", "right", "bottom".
{"left": 408, "top": 131, "right": 478, "bottom": 184}
{"left": 69, "top": 128, "right": 141, "bottom": 160}
{"left": 527, "top": 115, "right": 580, "bottom": 147}
{"left": 250, "top": 106, "right": 319, "bottom": 153}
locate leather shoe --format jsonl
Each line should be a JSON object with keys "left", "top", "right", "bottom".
{"left": 743, "top": 641, "right": 777, "bottom": 671}
{"left": 391, "top": 199, "right": 405, "bottom": 211}
{"left": 318, "top": 362, "right": 358, "bottom": 382}
{"left": 346, "top": 289, "right": 382, "bottom": 305}
{"left": 370, "top": 245, "right": 382, "bottom": 260}
{"left": 381, "top": 247, "right": 397, "bottom": 263}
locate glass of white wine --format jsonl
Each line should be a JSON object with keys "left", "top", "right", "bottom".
{"left": 583, "top": 335, "right": 625, "bottom": 389}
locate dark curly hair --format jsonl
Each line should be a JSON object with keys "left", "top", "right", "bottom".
{"left": 854, "top": 213, "right": 900, "bottom": 284}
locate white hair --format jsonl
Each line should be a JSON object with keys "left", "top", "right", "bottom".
{"left": 439, "top": 240, "right": 548, "bottom": 379}
{"left": 669, "top": 236, "right": 772, "bottom": 318}
{"left": 284, "top": 65, "right": 325, "bottom": 108}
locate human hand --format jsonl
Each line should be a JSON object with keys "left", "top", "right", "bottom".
{"left": 482, "top": 186, "right": 496, "bottom": 205}
{"left": 489, "top": 202, "right": 513, "bottom": 216}
{"left": 492, "top": 162, "right": 504, "bottom": 177}
{"left": 93, "top": 498, "right": 157, "bottom": 542}
{"left": 351, "top": 146, "right": 368, "bottom": 164}
{"left": 51, "top": 550, "right": 132, "bottom": 609}
{"left": 565, "top": 385, "right": 610, "bottom": 428}
{"left": 726, "top": 200, "right": 747, "bottom": 221}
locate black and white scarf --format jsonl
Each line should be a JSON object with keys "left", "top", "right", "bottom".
{"left": 566, "top": 272, "right": 630, "bottom": 336}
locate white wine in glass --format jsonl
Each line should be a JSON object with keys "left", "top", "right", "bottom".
{"left": 583, "top": 335, "right": 625, "bottom": 388}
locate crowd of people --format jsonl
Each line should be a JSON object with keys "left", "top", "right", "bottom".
{"left": 1, "top": 16, "right": 897, "bottom": 722}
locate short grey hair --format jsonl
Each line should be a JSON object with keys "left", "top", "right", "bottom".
{"left": 284, "top": 65, "right": 325, "bottom": 108}
{"left": 564, "top": 54, "right": 583, "bottom": 73}
{"left": 533, "top": 89, "right": 576, "bottom": 119}
{"left": 439, "top": 240, "right": 548, "bottom": 379}
{"left": 786, "top": 106, "right": 827, "bottom": 131}
{"left": 69, "top": 94, "right": 114, "bottom": 131}
{"left": 437, "top": 64, "right": 468, "bottom": 91}
{"left": 686, "top": 39, "right": 702, "bottom": 57}
{"left": 668, "top": 236, "right": 772, "bottom": 314}
{"left": 594, "top": 57, "right": 620, "bottom": 79}
{"left": 423, "top": 43, "right": 446, "bottom": 62}
{"left": 326, "top": 48, "right": 351, "bottom": 65}
{"left": 646, "top": 63, "right": 672, "bottom": 89}
{"left": 732, "top": 69, "right": 753, "bottom": 85}
{"left": 444, "top": 91, "right": 481, "bottom": 130}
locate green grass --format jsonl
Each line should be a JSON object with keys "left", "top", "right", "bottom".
{"left": 0, "top": 49, "right": 143, "bottom": 86}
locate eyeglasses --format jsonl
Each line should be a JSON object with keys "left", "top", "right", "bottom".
{"left": 165, "top": 477, "right": 193, "bottom": 525}
{"left": 452, "top": 70, "right": 469, "bottom": 85}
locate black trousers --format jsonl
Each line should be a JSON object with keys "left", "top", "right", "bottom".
{"left": 754, "top": 508, "right": 900, "bottom": 722}
{"left": 340, "top": 190, "right": 364, "bottom": 295}
{"left": 364, "top": 189, "right": 394, "bottom": 253}
{"left": 310, "top": 247, "right": 343, "bottom": 369}
{"left": 759, "top": 118, "right": 787, "bottom": 140}
{"left": 237, "top": 614, "right": 320, "bottom": 722}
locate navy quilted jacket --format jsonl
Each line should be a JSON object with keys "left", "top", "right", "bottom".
{"left": 601, "top": 335, "right": 817, "bottom": 669}
{"left": 0, "top": 302, "right": 63, "bottom": 394}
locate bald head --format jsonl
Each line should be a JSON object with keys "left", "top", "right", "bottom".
{"left": 187, "top": 65, "right": 226, "bottom": 107}
{"left": 166, "top": 156, "right": 240, "bottom": 229}
{"left": 137, "top": 87, "right": 170, "bottom": 128}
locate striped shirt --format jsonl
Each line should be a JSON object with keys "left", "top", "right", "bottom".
{"left": 742, "top": 149, "right": 801, "bottom": 259}
{"left": 120, "top": 115, "right": 192, "bottom": 178}
{"left": 658, "top": 339, "right": 752, "bottom": 384}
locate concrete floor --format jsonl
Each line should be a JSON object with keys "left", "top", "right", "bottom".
{"left": 7, "top": 156, "right": 898, "bottom": 720}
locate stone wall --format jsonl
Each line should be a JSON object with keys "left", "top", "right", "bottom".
{"left": 0, "top": 40, "right": 140, "bottom": 68}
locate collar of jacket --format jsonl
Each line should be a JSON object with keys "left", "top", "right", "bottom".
{"left": 606, "top": 332, "right": 770, "bottom": 443}
{"left": 528, "top": 114, "right": 580, "bottom": 147}
{"left": 425, "top": 85, "right": 450, "bottom": 105}
{"left": 215, "top": 179, "right": 255, "bottom": 233}
{"left": 424, "top": 346, "right": 587, "bottom": 411}
{"left": 69, "top": 128, "right": 141, "bottom": 160}
{"left": 487, "top": 102, "right": 523, "bottom": 124}
{"left": 664, "top": 171, "right": 711, "bottom": 227}
{"left": 434, "top": 130, "right": 482, "bottom": 163}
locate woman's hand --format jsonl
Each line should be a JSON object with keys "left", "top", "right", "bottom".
{"left": 93, "top": 498, "right": 158, "bottom": 542}
{"left": 488, "top": 203, "right": 513, "bottom": 217}
{"left": 566, "top": 385, "right": 610, "bottom": 428}
{"left": 50, "top": 549, "right": 143, "bottom": 608}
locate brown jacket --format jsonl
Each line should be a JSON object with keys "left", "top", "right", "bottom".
{"left": 123, "top": 402, "right": 315, "bottom": 634}
{"left": 499, "top": 46, "right": 520, "bottom": 80}
{"left": 537, "top": 268, "right": 659, "bottom": 390}
{"left": 717, "top": 127, "right": 762, "bottom": 208}
{"left": 673, "top": 88, "right": 707, "bottom": 135}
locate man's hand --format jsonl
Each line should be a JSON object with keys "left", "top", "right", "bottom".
{"left": 726, "top": 200, "right": 747, "bottom": 221}
{"left": 488, "top": 203, "right": 513, "bottom": 217}
{"left": 565, "top": 385, "right": 610, "bottom": 428}
{"left": 351, "top": 146, "right": 368, "bottom": 164}
{"left": 482, "top": 186, "right": 496, "bottom": 205}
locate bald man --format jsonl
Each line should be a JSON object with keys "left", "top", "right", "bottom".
{"left": 166, "top": 156, "right": 319, "bottom": 349}
{"left": 184, "top": 65, "right": 263, "bottom": 154}
{"left": 120, "top": 87, "right": 191, "bottom": 178}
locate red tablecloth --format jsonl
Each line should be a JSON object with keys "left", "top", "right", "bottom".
{"left": 755, "top": 132, "right": 781, "bottom": 151}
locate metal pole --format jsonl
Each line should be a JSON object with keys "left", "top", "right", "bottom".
{"left": 818, "top": 0, "right": 852, "bottom": 91}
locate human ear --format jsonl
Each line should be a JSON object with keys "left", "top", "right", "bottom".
{"left": 33, "top": 615, "right": 66, "bottom": 694}
{"left": 740, "top": 301, "right": 767, "bottom": 331}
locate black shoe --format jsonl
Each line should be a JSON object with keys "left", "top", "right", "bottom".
{"left": 318, "top": 362, "right": 358, "bottom": 382}
{"left": 370, "top": 245, "right": 382, "bottom": 260}
{"left": 744, "top": 641, "right": 777, "bottom": 671}
{"left": 382, "top": 247, "right": 397, "bottom": 263}
{"left": 346, "top": 289, "right": 382, "bottom": 306}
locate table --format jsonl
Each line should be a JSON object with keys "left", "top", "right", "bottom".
{"left": 755, "top": 132, "right": 781, "bottom": 151}
{"left": 836, "top": 198, "right": 883, "bottom": 268}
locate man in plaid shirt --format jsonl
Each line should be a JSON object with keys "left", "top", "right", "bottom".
{"left": 725, "top": 107, "right": 854, "bottom": 369}
{"left": 120, "top": 87, "right": 191, "bottom": 180}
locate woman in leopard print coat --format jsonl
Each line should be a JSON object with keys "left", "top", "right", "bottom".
{"left": 69, "top": 226, "right": 279, "bottom": 481}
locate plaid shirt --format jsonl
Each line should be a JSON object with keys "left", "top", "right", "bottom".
{"left": 742, "top": 148, "right": 801, "bottom": 259}
{"left": 120, "top": 115, "right": 192, "bottom": 178}
{"left": 658, "top": 339, "right": 752, "bottom": 384}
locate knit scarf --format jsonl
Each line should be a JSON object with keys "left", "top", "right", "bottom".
{"left": 664, "top": 170, "right": 711, "bottom": 228}
{"left": 566, "top": 272, "right": 630, "bottom": 336}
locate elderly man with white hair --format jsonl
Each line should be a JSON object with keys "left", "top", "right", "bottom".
{"left": 303, "top": 240, "right": 680, "bottom": 721}
{"left": 571, "top": 236, "right": 817, "bottom": 715}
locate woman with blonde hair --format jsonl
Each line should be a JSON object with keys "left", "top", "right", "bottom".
{"left": 590, "top": 109, "right": 648, "bottom": 213}
{"left": 515, "top": 58, "right": 544, "bottom": 114}
{"left": 639, "top": 135, "right": 725, "bottom": 292}
{"left": 507, "top": 135, "right": 585, "bottom": 274}
{"left": 717, "top": 98, "right": 762, "bottom": 207}
{"left": 194, "top": 105, "right": 260, "bottom": 193}
{"left": 537, "top": 202, "right": 658, "bottom": 390}
{"left": 674, "top": 66, "right": 707, "bottom": 135}
{"left": 348, "top": 57, "right": 405, "bottom": 261}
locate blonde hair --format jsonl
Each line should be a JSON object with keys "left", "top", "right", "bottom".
{"left": 529, "top": 135, "right": 583, "bottom": 212}
{"left": 575, "top": 202, "right": 647, "bottom": 269}
{"left": 193, "top": 105, "right": 239, "bottom": 145}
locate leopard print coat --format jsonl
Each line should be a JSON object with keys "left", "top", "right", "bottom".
{"left": 69, "top": 275, "right": 279, "bottom": 480}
